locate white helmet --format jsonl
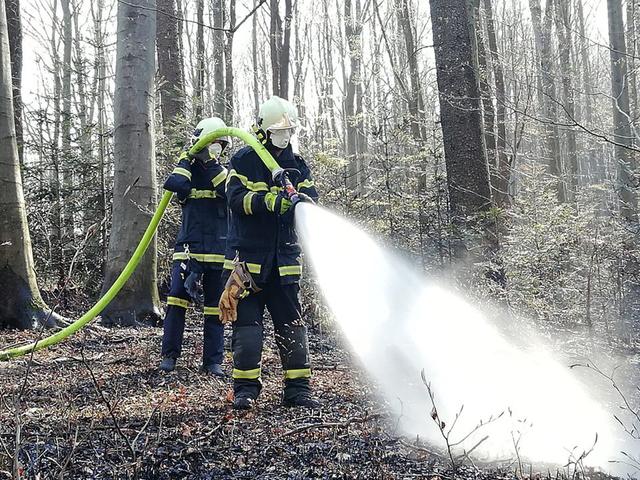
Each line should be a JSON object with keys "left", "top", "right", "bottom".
{"left": 257, "top": 96, "right": 298, "bottom": 149}
{"left": 191, "top": 117, "right": 232, "bottom": 159}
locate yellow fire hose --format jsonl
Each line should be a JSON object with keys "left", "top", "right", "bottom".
{"left": 0, "top": 127, "right": 279, "bottom": 361}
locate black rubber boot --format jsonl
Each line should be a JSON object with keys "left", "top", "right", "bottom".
{"left": 202, "top": 363, "right": 225, "bottom": 377}
{"left": 233, "top": 395, "right": 256, "bottom": 410}
{"left": 159, "top": 357, "right": 177, "bottom": 372}
{"left": 282, "top": 391, "right": 321, "bottom": 408}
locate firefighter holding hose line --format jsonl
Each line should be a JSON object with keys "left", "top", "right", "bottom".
{"left": 219, "top": 96, "right": 320, "bottom": 409}
{"left": 159, "top": 117, "right": 232, "bottom": 376}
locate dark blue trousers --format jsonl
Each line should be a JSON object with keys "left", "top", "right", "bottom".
{"left": 161, "top": 261, "right": 224, "bottom": 366}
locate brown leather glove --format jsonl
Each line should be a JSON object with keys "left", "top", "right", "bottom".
{"left": 219, "top": 260, "right": 261, "bottom": 324}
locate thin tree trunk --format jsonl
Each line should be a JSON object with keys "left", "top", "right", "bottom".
{"left": 224, "top": 0, "right": 235, "bottom": 123}
{"left": 607, "top": 0, "right": 637, "bottom": 222}
{"left": 396, "top": 0, "right": 426, "bottom": 141}
{"left": 279, "top": 0, "right": 292, "bottom": 98}
{"left": 344, "top": 0, "right": 365, "bottom": 190}
{"left": 0, "top": 0, "right": 59, "bottom": 329}
{"left": 529, "top": 0, "right": 565, "bottom": 201}
{"left": 484, "top": 0, "right": 510, "bottom": 206}
{"left": 61, "top": 0, "right": 75, "bottom": 250}
{"left": 251, "top": 0, "right": 260, "bottom": 114}
{"left": 194, "top": 0, "right": 205, "bottom": 118}
{"left": 5, "top": 0, "right": 22, "bottom": 165}
{"left": 269, "top": 0, "right": 282, "bottom": 96}
{"left": 554, "top": 0, "right": 578, "bottom": 199}
{"left": 576, "top": 0, "right": 597, "bottom": 182}
{"left": 101, "top": 0, "right": 160, "bottom": 326}
{"left": 212, "top": 0, "right": 225, "bottom": 117}
{"left": 157, "top": 0, "right": 185, "bottom": 124}
{"left": 474, "top": 0, "right": 496, "bottom": 189}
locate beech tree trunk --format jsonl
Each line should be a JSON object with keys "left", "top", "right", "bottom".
{"left": 100, "top": 0, "right": 160, "bottom": 326}
{"left": 607, "top": 0, "right": 637, "bottom": 222}
{"left": 0, "top": 0, "right": 59, "bottom": 329}
{"left": 5, "top": 0, "right": 21, "bottom": 165}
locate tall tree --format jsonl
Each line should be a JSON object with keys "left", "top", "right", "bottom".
{"left": 607, "top": 0, "right": 637, "bottom": 222}
{"left": 344, "top": 0, "right": 366, "bottom": 190}
{"left": 156, "top": 0, "right": 185, "bottom": 124}
{"left": 269, "top": 0, "right": 292, "bottom": 98}
{"left": 396, "top": 0, "right": 426, "bottom": 141}
{"left": 212, "top": 0, "right": 225, "bottom": 117}
{"left": 5, "top": 0, "right": 21, "bottom": 165}
{"left": 483, "top": 0, "right": 510, "bottom": 206}
{"left": 194, "top": 0, "right": 205, "bottom": 118}
{"left": 0, "top": 0, "right": 58, "bottom": 329}
{"left": 429, "top": 0, "right": 492, "bottom": 222}
{"left": 224, "top": 0, "right": 236, "bottom": 123}
{"left": 529, "top": 0, "right": 565, "bottom": 202}
{"left": 100, "top": 0, "right": 161, "bottom": 325}
{"left": 554, "top": 0, "right": 578, "bottom": 198}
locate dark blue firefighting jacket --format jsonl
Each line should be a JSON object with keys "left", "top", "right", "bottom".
{"left": 163, "top": 152, "right": 228, "bottom": 269}
{"left": 225, "top": 144, "right": 319, "bottom": 284}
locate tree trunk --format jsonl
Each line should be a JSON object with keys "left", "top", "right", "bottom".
{"left": 529, "top": 0, "right": 565, "bottom": 202}
{"left": 224, "top": 0, "right": 235, "bottom": 123}
{"left": 626, "top": 0, "right": 638, "bottom": 150}
{"left": 430, "top": 0, "right": 492, "bottom": 221}
{"left": 473, "top": 0, "right": 496, "bottom": 190}
{"left": 194, "top": 0, "right": 205, "bottom": 118}
{"left": 344, "top": 0, "right": 365, "bottom": 190}
{"left": 280, "top": 0, "right": 291, "bottom": 98}
{"left": 5, "top": 0, "right": 22, "bottom": 166}
{"left": 0, "top": 0, "right": 59, "bottom": 329}
{"left": 483, "top": 0, "right": 510, "bottom": 206}
{"left": 576, "top": 0, "right": 597, "bottom": 182}
{"left": 607, "top": 0, "right": 637, "bottom": 222}
{"left": 61, "top": 0, "right": 75, "bottom": 248}
{"left": 269, "top": 0, "right": 291, "bottom": 98}
{"left": 269, "top": 0, "right": 281, "bottom": 96}
{"left": 100, "top": 0, "right": 160, "bottom": 326}
{"left": 396, "top": 0, "right": 426, "bottom": 141}
{"left": 554, "top": 0, "right": 578, "bottom": 199}
{"left": 251, "top": 0, "right": 260, "bottom": 114}
{"left": 212, "top": 0, "right": 225, "bottom": 117}
{"left": 156, "top": 0, "right": 185, "bottom": 124}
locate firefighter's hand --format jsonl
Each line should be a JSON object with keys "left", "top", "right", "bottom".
{"left": 264, "top": 192, "right": 292, "bottom": 215}
{"left": 184, "top": 272, "right": 204, "bottom": 305}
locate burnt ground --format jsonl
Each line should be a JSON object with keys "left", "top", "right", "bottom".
{"left": 0, "top": 317, "right": 625, "bottom": 480}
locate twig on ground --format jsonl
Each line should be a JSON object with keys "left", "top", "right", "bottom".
{"left": 283, "top": 412, "right": 381, "bottom": 436}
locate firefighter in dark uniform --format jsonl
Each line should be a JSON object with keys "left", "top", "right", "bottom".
{"left": 160, "top": 117, "right": 231, "bottom": 376}
{"left": 219, "top": 96, "right": 320, "bottom": 409}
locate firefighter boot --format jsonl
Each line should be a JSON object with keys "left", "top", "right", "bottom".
{"left": 159, "top": 357, "right": 177, "bottom": 372}
{"left": 277, "top": 323, "right": 319, "bottom": 407}
{"left": 232, "top": 325, "right": 264, "bottom": 405}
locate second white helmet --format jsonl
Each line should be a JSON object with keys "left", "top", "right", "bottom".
{"left": 191, "top": 117, "right": 232, "bottom": 156}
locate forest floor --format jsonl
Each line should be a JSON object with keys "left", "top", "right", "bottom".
{"left": 0, "top": 314, "right": 629, "bottom": 480}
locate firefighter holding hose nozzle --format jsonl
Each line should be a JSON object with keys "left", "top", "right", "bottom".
{"left": 219, "top": 96, "right": 319, "bottom": 410}
{"left": 159, "top": 117, "right": 231, "bottom": 377}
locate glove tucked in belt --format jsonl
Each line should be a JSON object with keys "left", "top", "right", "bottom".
{"left": 219, "top": 259, "right": 261, "bottom": 324}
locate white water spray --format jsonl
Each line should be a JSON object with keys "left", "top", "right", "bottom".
{"left": 297, "top": 204, "right": 623, "bottom": 469}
